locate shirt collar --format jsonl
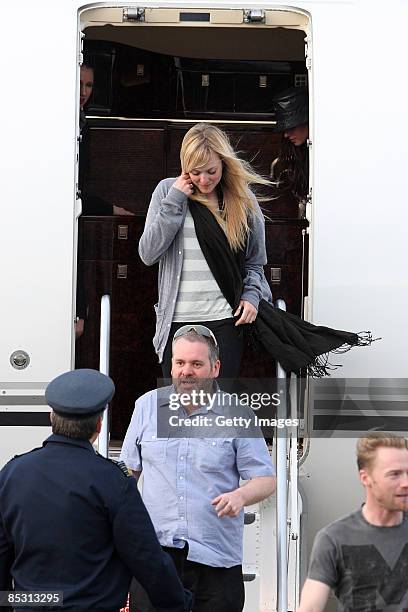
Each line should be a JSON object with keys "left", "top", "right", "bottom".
{"left": 43, "top": 433, "right": 95, "bottom": 452}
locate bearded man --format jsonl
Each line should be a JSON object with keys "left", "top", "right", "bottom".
{"left": 120, "top": 325, "right": 276, "bottom": 612}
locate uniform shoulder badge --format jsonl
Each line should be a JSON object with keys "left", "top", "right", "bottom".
{"left": 113, "top": 459, "right": 132, "bottom": 477}
{"left": 95, "top": 452, "right": 132, "bottom": 477}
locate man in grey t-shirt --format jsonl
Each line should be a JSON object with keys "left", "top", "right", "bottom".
{"left": 298, "top": 433, "right": 408, "bottom": 612}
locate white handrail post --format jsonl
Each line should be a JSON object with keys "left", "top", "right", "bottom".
{"left": 98, "top": 294, "right": 111, "bottom": 458}
{"left": 290, "top": 373, "right": 299, "bottom": 541}
{"left": 275, "top": 299, "right": 288, "bottom": 612}
{"left": 289, "top": 372, "right": 300, "bottom": 610}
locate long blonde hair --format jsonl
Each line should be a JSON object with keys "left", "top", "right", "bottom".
{"left": 180, "top": 123, "right": 270, "bottom": 251}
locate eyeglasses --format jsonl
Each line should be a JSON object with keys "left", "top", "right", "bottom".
{"left": 173, "top": 325, "right": 218, "bottom": 346}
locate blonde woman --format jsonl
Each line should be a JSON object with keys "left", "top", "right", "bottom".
{"left": 139, "top": 123, "right": 272, "bottom": 379}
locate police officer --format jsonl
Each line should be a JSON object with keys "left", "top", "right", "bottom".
{"left": 0, "top": 369, "right": 191, "bottom": 612}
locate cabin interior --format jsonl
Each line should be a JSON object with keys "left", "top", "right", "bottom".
{"left": 76, "top": 8, "right": 310, "bottom": 441}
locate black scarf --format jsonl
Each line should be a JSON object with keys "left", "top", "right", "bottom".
{"left": 188, "top": 200, "right": 375, "bottom": 376}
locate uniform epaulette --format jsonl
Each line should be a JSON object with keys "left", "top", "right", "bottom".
{"left": 10, "top": 446, "right": 43, "bottom": 462}
{"left": 95, "top": 452, "right": 132, "bottom": 477}
{"left": 0, "top": 446, "right": 43, "bottom": 472}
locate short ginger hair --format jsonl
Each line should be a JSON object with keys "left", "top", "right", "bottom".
{"left": 357, "top": 433, "right": 408, "bottom": 471}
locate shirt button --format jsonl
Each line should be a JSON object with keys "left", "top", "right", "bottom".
{"left": 178, "top": 251, "right": 182, "bottom": 255}
{"left": 179, "top": 475, "right": 184, "bottom": 480}
{"left": 180, "top": 516, "right": 184, "bottom": 520}
{"left": 179, "top": 496, "right": 184, "bottom": 500}
{"left": 180, "top": 456, "right": 184, "bottom": 460}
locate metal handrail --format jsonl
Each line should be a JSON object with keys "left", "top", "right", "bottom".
{"left": 289, "top": 373, "right": 300, "bottom": 609}
{"left": 289, "top": 373, "right": 299, "bottom": 542}
{"left": 98, "top": 294, "right": 111, "bottom": 458}
{"left": 275, "top": 298, "right": 288, "bottom": 612}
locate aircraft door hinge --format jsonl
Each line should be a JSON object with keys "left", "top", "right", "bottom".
{"left": 305, "top": 187, "right": 312, "bottom": 223}
{"left": 123, "top": 7, "right": 145, "bottom": 21}
{"left": 304, "top": 35, "right": 312, "bottom": 70}
{"left": 78, "top": 31, "right": 85, "bottom": 65}
{"left": 243, "top": 9, "right": 265, "bottom": 23}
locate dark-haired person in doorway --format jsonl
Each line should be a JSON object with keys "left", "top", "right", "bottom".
{"left": 76, "top": 59, "right": 134, "bottom": 338}
{"left": 79, "top": 59, "right": 134, "bottom": 217}
{"left": 270, "top": 86, "right": 309, "bottom": 218}
{"left": 297, "top": 433, "right": 408, "bottom": 612}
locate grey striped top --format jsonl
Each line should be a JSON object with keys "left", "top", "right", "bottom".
{"left": 173, "top": 209, "right": 233, "bottom": 322}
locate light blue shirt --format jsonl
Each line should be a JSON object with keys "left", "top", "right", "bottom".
{"left": 120, "top": 386, "right": 275, "bottom": 568}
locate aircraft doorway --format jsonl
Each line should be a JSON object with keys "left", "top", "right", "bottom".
{"left": 75, "top": 6, "right": 312, "bottom": 441}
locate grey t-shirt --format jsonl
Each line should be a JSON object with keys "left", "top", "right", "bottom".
{"left": 308, "top": 509, "right": 408, "bottom": 611}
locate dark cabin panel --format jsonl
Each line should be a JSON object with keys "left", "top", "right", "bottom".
{"left": 76, "top": 216, "right": 161, "bottom": 439}
{"left": 86, "top": 127, "right": 166, "bottom": 214}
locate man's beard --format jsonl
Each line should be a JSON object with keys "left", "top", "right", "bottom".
{"left": 374, "top": 488, "right": 408, "bottom": 512}
{"left": 172, "top": 377, "right": 215, "bottom": 399}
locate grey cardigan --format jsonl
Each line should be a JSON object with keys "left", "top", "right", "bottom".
{"left": 139, "top": 178, "right": 272, "bottom": 362}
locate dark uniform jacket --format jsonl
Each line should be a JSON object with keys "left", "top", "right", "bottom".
{"left": 0, "top": 434, "right": 190, "bottom": 612}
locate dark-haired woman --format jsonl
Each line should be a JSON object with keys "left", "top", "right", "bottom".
{"left": 270, "top": 87, "right": 309, "bottom": 217}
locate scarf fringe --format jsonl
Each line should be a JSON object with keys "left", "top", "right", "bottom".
{"left": 306, "top": 332, "right": 380, "bottom": 377}
{"left": 332, "top": 331, "right": 379, "bottom": 353}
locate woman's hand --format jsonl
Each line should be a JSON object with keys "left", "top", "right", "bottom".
{"left": 173, "top": 172, "right": 195, "bottom": 196}
{"left": 234, "top": 300, "right": 258, "bottom": 326}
